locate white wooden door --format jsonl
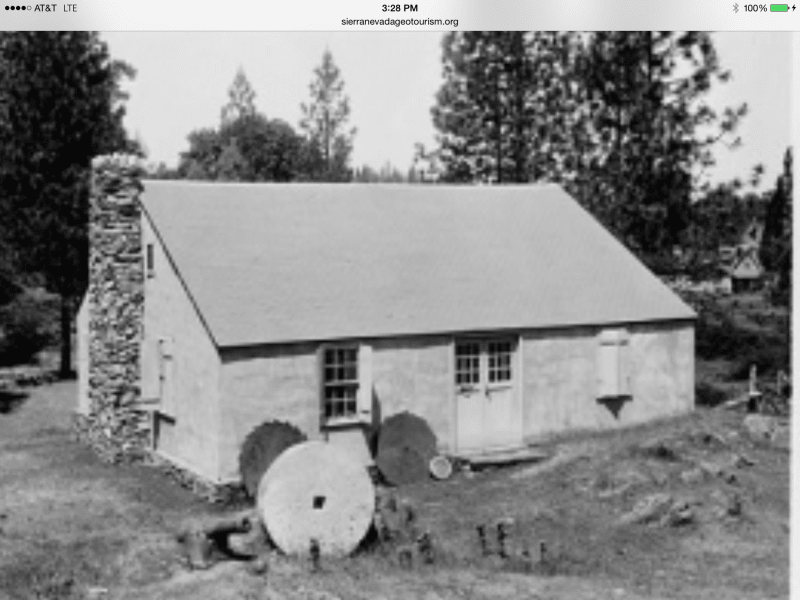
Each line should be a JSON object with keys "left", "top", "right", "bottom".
{"left": 484, "top": 340, "right": 519, "bottom": 449}
{"left": 455, "top": 339, "right": 520, "bottom": 453}
{"left": 455, "top": 341, "right": 484, "bottom": 452}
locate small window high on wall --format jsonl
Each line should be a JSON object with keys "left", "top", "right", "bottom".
{"left": 596, "top": 328, "right": 631, "bottom": 398}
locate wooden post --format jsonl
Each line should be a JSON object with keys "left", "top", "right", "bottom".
{"left": 476, "top": 524, "right": 490, "bottom": 556}
{"left": 747, "top": 364, "right": 761, "bottom": 413}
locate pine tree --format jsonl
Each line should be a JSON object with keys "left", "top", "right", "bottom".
{"left": 431, "top": 32, "right": 584, "bottom": 183}
{"left": 572, "top": 32, "right": 746, "bottom": 257}
{"left": 220, "top": 67, "right": 257, "bottom": 126}
{"left": 0, "top": 32, "right": 137, "bottom": 375}
{"left": 299, "top": 49, "right": 356, "bottom": 181}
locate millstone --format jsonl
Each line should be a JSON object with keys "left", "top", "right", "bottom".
{"left": 376, "top": 446, "right": 428, "bottom": 486}
{"left": 257, "top": 441, "right": 375, "bottom": 557}
{"left": 239, "top": 421, "right": 306, "bottom": 499}
{"left": 375, "top": 412, "right": 437, "bottom": 485}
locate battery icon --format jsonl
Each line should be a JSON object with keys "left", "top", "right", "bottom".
{"left": 770, "top": 4, "right": 789, "bottom": 10}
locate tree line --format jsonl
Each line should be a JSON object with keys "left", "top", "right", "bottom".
{"left": 0, "top": 31, "right": 792, "bottom": 376}
{"left": 164, "top": 51, "right": 356, "bottom": 183}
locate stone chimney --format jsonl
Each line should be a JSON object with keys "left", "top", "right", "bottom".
{"left": 82, "top": 153, "right": 149, "bottom": 462}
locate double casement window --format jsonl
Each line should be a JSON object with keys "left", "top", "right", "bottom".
{"left": 455, "top": 340, "right": 513, "bottom": 388}
{"left": 320, "top": 344, "right": 372, "bottom": 425}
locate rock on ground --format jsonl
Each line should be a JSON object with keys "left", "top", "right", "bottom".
{"left": 618, "top": 493, "right": 673, "bottom": 526}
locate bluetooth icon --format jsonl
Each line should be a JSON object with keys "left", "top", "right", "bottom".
{"left": 733, "top": 2, "right": 739, "bottom": 11}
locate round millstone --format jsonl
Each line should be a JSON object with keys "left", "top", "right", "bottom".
{"left": 257, "top": 441, "right": 375, "bottom": 557}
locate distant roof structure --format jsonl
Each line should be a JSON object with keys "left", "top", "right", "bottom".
{"left": 140, "top": 181, "right": 695, "bottom": 348}
{"left": 728, "top": 247, "right": 764, "bottom": 281}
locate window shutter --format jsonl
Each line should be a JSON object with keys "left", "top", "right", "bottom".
{"left": 357, "top": 344, "right": 373, "bottom": 422}
{"left": 158, "top": 337, "right": 175, "bottom": 416}
{"left": 139, "top": 338, "right": 160, "bottom": 400}
{"left": 317, "top": 346, "right": 326, "bottom": 431}
{"left": 597, "top": 339, "right": 619, "bottom": 398}
{"left": 618, "top": 330, "right": 631, "bottom": 397}
{"left": 596, "top": 328, "right": 632, "bottom": 398}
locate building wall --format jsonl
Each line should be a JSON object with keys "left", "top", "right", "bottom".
{"left": 521, "top": 321, "right": 694, "bottom": 440}
{"left": 141, "top": 213, "right": 222, "bottom": 482}
{"left": 371, "top": 336, "right": 453, "bottom": 451}
{"left": 217, "top": 321, "right": 694, "bottom": 482}
{"left": 219, "top": 343, "right": 323, "bottom": 482}
{"left": 218, "top": 336, "right": 453, "bottom": 482}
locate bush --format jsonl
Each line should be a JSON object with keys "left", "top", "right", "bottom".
{"left": 695, "top": 311, "right": 759, "bottom": 361}
{"left": 0, "top": 292, "right": 57, "bottom": 366}
{"left": 729, "top": 340, "right": 790, "bottom": 381}
{"left": 695, "top": 383, "right": 729, "bottom": 407}
{"left": 695, "top": 302, "right": 790, "bottom": 381}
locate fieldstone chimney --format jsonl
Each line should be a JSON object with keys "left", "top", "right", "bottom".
{"left": 83, "top": 153, "right": 149, "bottom": 462}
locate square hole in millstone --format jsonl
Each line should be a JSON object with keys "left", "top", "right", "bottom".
{"left": 313, "top": 495, "right": 326, "bottom": 510}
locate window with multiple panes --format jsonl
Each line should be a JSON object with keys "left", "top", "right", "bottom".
{"left": 322, "top": 347, "right": 359, "bottom": 420}
{"left": 455, "top": 342, "right": 480, "bottom": 385}
{"left": 487, "top": 341, "right": 512, "bottom": 383}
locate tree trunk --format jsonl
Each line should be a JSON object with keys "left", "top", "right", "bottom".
{"left": 59, "top": 294, "right": 72, "bottom": 379}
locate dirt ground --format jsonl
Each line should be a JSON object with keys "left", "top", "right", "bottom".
{"left": 0, "top": 380, "right": 790, "bottom": 600}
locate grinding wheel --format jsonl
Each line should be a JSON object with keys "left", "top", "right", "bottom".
{"left": 239, "top": 421, "right": 306, "bottom": 499}
{"left": 375, "top": 412, "right": 437, "bottom": 485}
{"left": 257, "top": 441, "right": 375, "bottom": 557}
{"left": 375, "top": 446, "right": 428, "bottom": 486}
{"left": 377, "top": 411, "right": 437, "bottom": 463}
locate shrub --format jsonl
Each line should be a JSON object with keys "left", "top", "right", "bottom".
{"left": 695, "top": 383, "right": 729, "bottom": 407}
{"left": 729, "top": 340, "right": 790, "bottom": 381}
{"left": 694, "top": 311, "right": 759, "bottom": 361}
{"left": 0, "top": 292, "right": 57, "bottom": 366}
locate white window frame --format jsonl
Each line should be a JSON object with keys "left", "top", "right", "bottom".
{"left": 319, "top": 343, "right": 373, "bottom": 428}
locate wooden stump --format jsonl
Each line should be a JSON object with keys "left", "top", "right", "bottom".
{"left": 257, "top": 441, "right": 374, "bottom": 557}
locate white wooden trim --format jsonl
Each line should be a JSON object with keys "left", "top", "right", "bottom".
{"left": 517, "top": 334, "right": 524, "bottom": 445}
{"left": 448, "top": 337, "right": 457, "bottom": 453}
{"left": 357, "top": 343, "right": 373, "bottom": 422}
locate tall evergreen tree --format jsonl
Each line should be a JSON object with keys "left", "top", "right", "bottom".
{"left": 573, "top": 32, "right": 747, "bottom": 256}
{"left": 0, "top": 32, "right": 136, "bottom": 375}
{"left": 431, "top": 32, "right": 583, "bottom": 183}
{"left": 430, "top": 31, "right": 746, "bottom": 264}
{"left": 760, "top": 146, "right": 792, "bottom": 302}
{"left": 220, "top": 67, "right": 257, "bottom": 126}
{"left": 299, "top": 49, "right": 356, "bottom": 181}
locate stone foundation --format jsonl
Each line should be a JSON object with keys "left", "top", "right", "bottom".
{"left": 73, "top": 412, "right": 247, "bottom": 504}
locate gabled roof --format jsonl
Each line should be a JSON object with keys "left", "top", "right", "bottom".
{"left": 140, "top": 181, "right": 695, "bottom": 348}
{"left": 730, "top": 248, "right": 764, "bottom": 280}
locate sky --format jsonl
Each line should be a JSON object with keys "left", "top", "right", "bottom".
{"left": 101, "top": 31, "right": 793, "bottom": 192}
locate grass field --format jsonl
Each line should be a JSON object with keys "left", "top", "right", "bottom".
{"left": 0, "top": 378, "right": 789, "bottom": 600}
